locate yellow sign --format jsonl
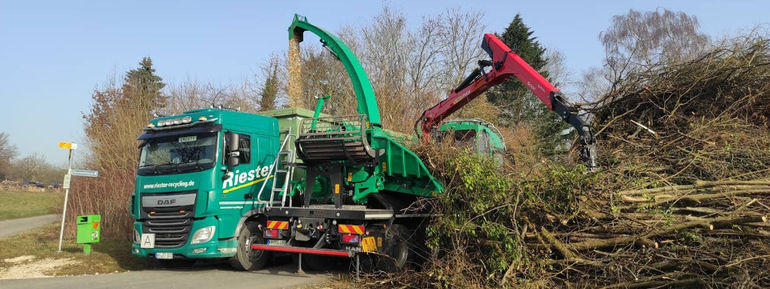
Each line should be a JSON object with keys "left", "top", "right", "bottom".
{"left": 58, "top": 142, "right": 77, "bottom": 150}
{"left": 361, "top": 236, "right": 377, "bottom": 252}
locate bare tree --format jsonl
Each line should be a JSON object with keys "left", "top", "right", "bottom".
{"left": 295, "top": 45, "right": 356, "bottom": 115}
{"left": 358, "top": 7, "right": 412, "bottom": 127}
{"left": 436, "top": 8, "right": 487, "bottom": 87}
{"left": 544, "top": 49, "right": 570, "bottom": 89}
{"left": 406, "top": 15, "right": 444, "bottom": 118}
{"left": 577, "top": 67, "right": 612, "bottom": 103}
{"left": 579, "top": 9, "right": 710, "bottom": 106}
{"left": 166, "top": 80, "right": 259, "bottom": 114}
{"left": 0, "top": 132, "right": 18, "bottom": 180}
{"left": 6, "top": 154, "right": 65, "bottom": 183}
{"left": 600, "top": 9, "right": 710, "bottom": 80}
{"left": 271, "top": 6, "right": 493, "bottom": 132}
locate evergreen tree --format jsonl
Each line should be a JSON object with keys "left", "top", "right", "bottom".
{"left": 122, "top": 57, "right": 166, "bottom": 109}
{"left": 84, "top": 57, "right": 166, "bottom": 171}
{"left": 486, "top": 14, "right": 571, "bottom": 157}
{"left": 259, "top": 61, "right": 279, "bottom": 111}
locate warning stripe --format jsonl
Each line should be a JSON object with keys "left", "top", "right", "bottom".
{"left": 267, "top": 221, "right": 289, "bottom": 230}
{"left": 338, "top": 225, "right": 364, "bottom": 234}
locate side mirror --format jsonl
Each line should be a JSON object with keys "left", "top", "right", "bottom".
{"left": 225, "top": 132, "right": 240, "bottom": 167}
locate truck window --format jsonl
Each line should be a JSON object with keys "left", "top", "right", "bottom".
{"left": 238, "top": 134, "right": 251, "bottom": 163}
{"left": 224, "top": 133, "right": 251, "bottom": 164}
{"left": 137, "top": 133, "right": 217, "bottom": 175}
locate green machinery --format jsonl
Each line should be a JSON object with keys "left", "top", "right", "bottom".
{"left": 130, "top": 14, "right": 443, "bottom": 272}
{"left": 251, "top": 14, "right": 443, "bottom": 272}
{"left": 439, "top": 119, "right": 506, "bottom": 158}
{"left": 288, "top": 14, "right": 442, "bottom": 203}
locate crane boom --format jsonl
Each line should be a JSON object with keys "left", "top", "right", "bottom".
{"left": 418, "top": 33, "right": 597, "bottom": 168}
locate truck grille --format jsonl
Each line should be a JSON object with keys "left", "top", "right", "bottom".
{"left": 140, "top": 191, "right": 196, "bottom": 248}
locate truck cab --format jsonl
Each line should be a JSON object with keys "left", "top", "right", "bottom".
{"left": 130, "top": 108, "right": 279, "bottom": 263}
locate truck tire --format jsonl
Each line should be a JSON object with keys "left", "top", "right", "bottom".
{"left": 229, "top": 223, "right": 271, "bottom": 271}
{"left": 370, "top": 224, "right": 409, "bottom": 272}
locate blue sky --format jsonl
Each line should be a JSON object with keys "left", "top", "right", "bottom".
{"left": 1, "top": 0, "right": 768, "bottom": 165}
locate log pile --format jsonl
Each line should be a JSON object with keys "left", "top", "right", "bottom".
{"left": 524, "top": 179, "right": 770, "bottom": 288}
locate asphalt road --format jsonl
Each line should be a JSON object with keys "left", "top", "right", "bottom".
{"left": 0, "top": 214, "right": 59, "bottom": 239}
{"left": 0, "top": 264, "right": 330, "bottom": 289}
{"left": 0, "top": 215, "right": 334, "bottom": 288}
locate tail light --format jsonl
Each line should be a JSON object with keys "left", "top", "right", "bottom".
{"left": 263, "top": 229, "right": 280, "bottom": 239}
{"left": 341, "top": 234, "right": 360, "bottom": 244}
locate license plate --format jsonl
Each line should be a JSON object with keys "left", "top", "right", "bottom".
{"left": 140, "top": 233, "right": 155, "bottom": 248}
{"left": 361, "top": 236, "right": 377, "bottom": 252}
{"left": 155, "top": 252, "right": 173, "bottom": 259}
{"left": 266, "top": 239, "right": 287, "bottom": 246}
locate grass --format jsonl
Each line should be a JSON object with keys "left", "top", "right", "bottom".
{"left": 0, "top": 190, "right": 63, "bottom": 220}
{"left": 0, "top": 190, "right": 145, "bottom": 277}
{"left": 0, "top": 223, "right": 146, "bottom": 276}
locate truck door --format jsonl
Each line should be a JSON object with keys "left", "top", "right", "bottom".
{"left": 218, "top": 131, "right": 258, "bottom": 237}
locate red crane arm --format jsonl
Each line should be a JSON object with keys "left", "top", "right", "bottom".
{"left": 417, "top": 33, "right": 597, "bottom": 168}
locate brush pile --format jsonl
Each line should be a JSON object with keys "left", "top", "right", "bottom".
{"left": 364, "top": 36, "right": 770, "bottom": 288}
{"left": 592, "top": 35, "right": 770, "bottom": 184}
{"left": 521, "top": 35, "right": 770, "bottom": 288}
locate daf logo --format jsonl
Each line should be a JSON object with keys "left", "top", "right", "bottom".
{"left": 157, "top": 199, "right": 176, "bottom": 206}
{"left": 142, "top": 194, "right": 195, "bottom": 208}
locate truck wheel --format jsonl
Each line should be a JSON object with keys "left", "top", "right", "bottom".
{"left": 229, "top": 223, "right": 271, "bottom": 271}
{"left": 376, "top": 224, "right": 410, "bottom": 272}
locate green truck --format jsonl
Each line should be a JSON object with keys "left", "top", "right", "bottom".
{"left": 130, "top": 105, "right": 442, "bottom": 270}
{"left": 131, "top": 15, "right": 446, "bottom": 271}
{"left": 130, "top": 107, "right": 281, "bottom": 266}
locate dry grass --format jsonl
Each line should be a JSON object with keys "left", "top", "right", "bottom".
{"left": 0, "top": 224, "right": 144, "bottom": 277}
{"left": 66, "top": 170, "right": 135, "bottom": 240}
{"left": 0, "top": 190, "right": 62, "bottom": 221}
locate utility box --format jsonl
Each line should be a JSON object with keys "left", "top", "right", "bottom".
{"left": 76, "top": 214, "right": 101, "bottom": 244}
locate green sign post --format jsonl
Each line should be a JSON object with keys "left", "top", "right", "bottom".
{"left": 76, "top": 214, "right": 101, "bottom": 255}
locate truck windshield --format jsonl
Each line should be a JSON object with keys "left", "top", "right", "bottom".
{"left": 137, "top": 133, "right": 217, "bottom": 176}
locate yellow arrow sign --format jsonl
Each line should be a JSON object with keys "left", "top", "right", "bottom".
{"left": 58, "top": 142, "right": 77, "bottom": 150}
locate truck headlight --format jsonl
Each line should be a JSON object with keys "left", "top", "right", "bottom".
{"left": 133, "top": 229, "right": 140, "bottom": 244}
{"left": 191, "top": 226, "right": 216, "bottom": 244}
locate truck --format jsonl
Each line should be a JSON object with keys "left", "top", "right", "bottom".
{"left": 131, "top": 15, "right": 443, "bottom": 272}
{"left": 130, "top": 14, "right": 597, "bottom": 272}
